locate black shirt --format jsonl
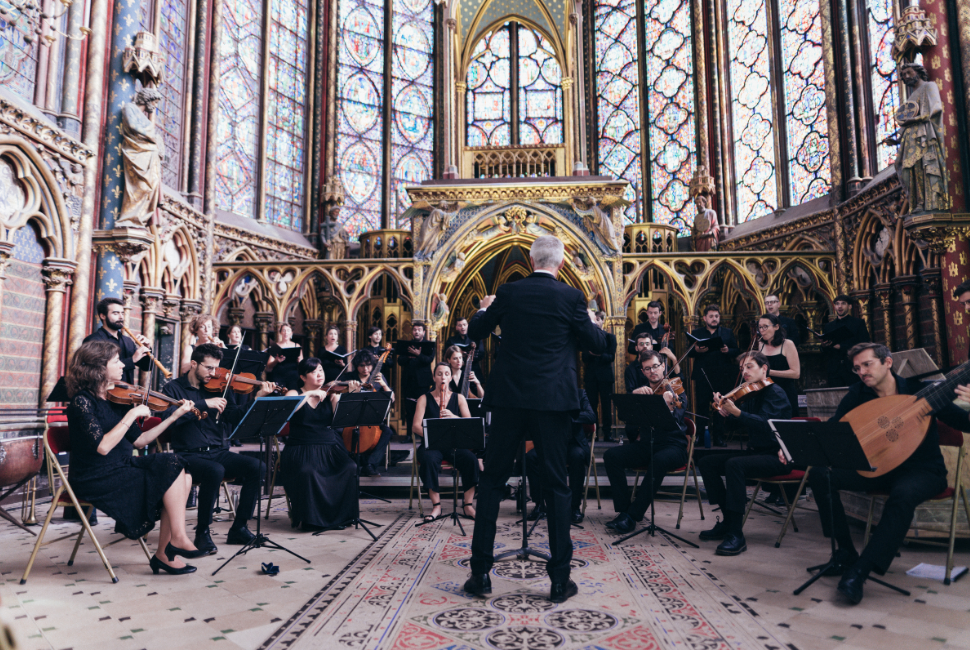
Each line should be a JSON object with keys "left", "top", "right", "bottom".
{"left": 830, "top": 374, "right": 958, "bottom": 475}
{"left": 688, "top": 325, "right": 740, "bottom": 380}
{"left": 727, "top": 383, "right": 792, "bottom": 451}
{"left": 777, "top": 315, "right": 801, "bottom": 347}
{"left": 582, "top": 331, "right": 617, "bottom": 383}
{"left": 161, "top": 376, "right": 247, "bottom": 450}
{"left": 83, "top": 326, "right": 151, "bottom": 384}
{"left": 823, "top": 315, "right": 869, "bottom": 353}
{"left": 445, "top": 334, "right": 484, "bottom": 365}
{"left": 631, "top": 321, "right": 664, "bottom": 346}
{"left": 397, "top": 339, "right": 435, "bottom": 397}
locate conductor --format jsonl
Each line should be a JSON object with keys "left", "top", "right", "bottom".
{"left": 463, "top": 235, "right": 607, "bottom": 604}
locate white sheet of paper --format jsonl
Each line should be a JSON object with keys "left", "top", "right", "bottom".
{"left": 905, "top": 562, "right": 968, "bottom": 582}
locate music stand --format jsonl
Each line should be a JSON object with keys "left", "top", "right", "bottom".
{"left": 611, "top": 393, "right": 698, "bottom": 548}
{"left": 770, "top": 420, "right": 910, "bottom": 597}
{"left": 415, "top": 417, "right": 484, "bottom": 536}
{"left": 327, "top": 391, "right": 393, "bottom": 540}
{"left": 495, "top": 437, "right": 552, "bottom": 564}
{"left": 213, "top": 396, "right": 309, "bottom": 576}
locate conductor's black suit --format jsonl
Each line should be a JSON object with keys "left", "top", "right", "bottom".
{"left": 468, "top": 271, "right": 607, "bottom": 583}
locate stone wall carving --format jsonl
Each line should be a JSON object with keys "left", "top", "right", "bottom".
{"left": 213, "top": 222, "right": 319, "bottom": 263}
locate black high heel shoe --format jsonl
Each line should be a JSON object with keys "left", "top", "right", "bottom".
{"left": 165, "top": 543, "right": 208, "bottom": 561}
{"left": 150, "top": 555, "right": 197, "bottom": 575}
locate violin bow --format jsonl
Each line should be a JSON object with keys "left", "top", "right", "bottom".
{"left": 215, "top": 342, "right": 245, "bottom": 423}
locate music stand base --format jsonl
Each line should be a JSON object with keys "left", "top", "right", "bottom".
{"left": 415, "top": 510, "right": 474, "bottom": 536}
{"left": 615, "top": 523, "right": 699, "bottom": 548}
{"left": 795, "top": 559, "right": 911, "bottom": 596}
{"left": 494, "top": 546, "right": 550, "bottom": 562}
{"left": 359, "top": 489, "right": 391, "bottom": 504}
{"left": 318, "top": 516, "right": 383, "bottom": 541}
{"left": 212, "top": 533, "right": 310, "bottom": 576}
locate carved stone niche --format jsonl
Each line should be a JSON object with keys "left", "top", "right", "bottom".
{"left": 92, "top": 226, "right": 155, "bottom": 265}
{"left": 903, "top": 213, "right": 970, "bottom": 255}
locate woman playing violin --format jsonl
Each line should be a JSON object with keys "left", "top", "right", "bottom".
{"left": 351, "top": 350, "right": 394, "bottom": 477}
{"left": 66, "top": 341, "right": 206, "bottom": 575}
{"left": 444, "top": 345, "right": 484, "bottom": 399}
{"left": 696, "top": 351, "right": 792, "bottom": 557}
{"left": 412, "top": 363, "right": 479, "bottom": 522}
{"left": 265, "top": 322, "right": 304, "bottom": 391}
{"left": 280, "top": 358, "right": 361, "bottom": 532}
{"left": 604, "top": 350, "right": 690, "bottom": 534}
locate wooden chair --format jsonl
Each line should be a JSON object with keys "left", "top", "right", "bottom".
{"left": 864, "top": 421, "right": 970, "bottom": 585}
{"left": 581, "top": 424, "right": 602, "bottom": 513}
{"left": 741, "top": 416, "right": 820, "bottom": 548}
{"left": 631, "top": 419, "right": 703, "bottom": 529}
{"left": 21, "top": 420, "right": 151, "bottom": 584}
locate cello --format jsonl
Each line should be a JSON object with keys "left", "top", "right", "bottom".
{"left": 342, "top": 345, "right": 392, "bottom": 452}
{"left": 841, "top": 359, "right": 970, "bottom": 477}
{"left": 459, "top": 342, "right": 477, "bottom": 398}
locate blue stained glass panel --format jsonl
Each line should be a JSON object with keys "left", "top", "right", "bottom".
{"left": 595, "top": 0, "right": 643, "bottom": 223}
{"left": 466, "top": 25, "right": 512, "bottom": 146}
{"left": 267, "top": 0, "right": 310, "bottom": 230}
{"left": 868, "top": 0, "right": 898, "bottom": 170}
{"left": 518, "top": 27, "right": 563, "bottom": 145}
{"left": 0, "top": 17, "right": 38, "bottom": 101}
{"left": 156, "top": 0, "right": 190, "bottom": 189}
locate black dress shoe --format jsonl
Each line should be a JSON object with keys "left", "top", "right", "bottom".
{"left": 194, "top": 530, "right": 218, "bottom": 555}
{"left": 571, "top": 508, "right": 584, "bottom": 524}
{"left": 527, "top": 505, "right": 545, "bottom": 521}
{"left": 822, "top": 548, "right": 860, "bottom": 577}
{"left": 227, "top": 526, "right": 256, "bottom": 545}
{"left": 150, "top": 555, "right": 197, "bottom": 575}
{"left": 360, "top": 464, "right": 381, "bottom": 477}
{"left": 837, "top": 566, "right": 867, "bottom": 604}
{"left": 715, "top": 532, "right": 747, "bottom": 556}
{"left": 463, "top": 573, "right": 492, "bottom": 597}
{"left": 165, "top": 543, "right": 208, "bottom": 561}
{"left": 549, "top": 579, "right": 578, "bottom": 604}
{"left": 609, "top": 513, "right": 635, "bottom": 534}
{"left": 604, "top": 514, "right": 625, "bottom": 530}
{"left": 699, "top": 518, "right": 727, "bottom": 541}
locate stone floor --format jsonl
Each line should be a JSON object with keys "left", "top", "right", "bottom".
{"left": 1, "top": 483, "right": 968, "bottom": 650}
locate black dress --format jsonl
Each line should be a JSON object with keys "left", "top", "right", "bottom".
{"left": 320, "top": 344, "right": 348, "bottom": 383}
{"left": 280, "top": 394, "right": 358, "bottom": 529}
{"left": 66, "top": 391, "right": 184, "bottom": 539}
{"left": 763, "top": 342, "right": 799, "bottom": 414}
{"left": 268, "top": 345, "right": 301, "bottom": 390}
{"left": 416, "top": 391, "right": 480, "bottom": 494}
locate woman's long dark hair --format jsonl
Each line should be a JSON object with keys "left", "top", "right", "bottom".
{"left": 66, "top": 341, "right": 118, "bottom": 398}
{"left": 758, "top": 313, "right": 787, "bottom": 347}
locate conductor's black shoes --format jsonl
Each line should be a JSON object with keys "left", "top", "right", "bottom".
{"left": 699, "top": 517, "right": 727, "bottom": 540}
{"left": 715, "top": 532, "right": 747, "bottom": 556}
{"left": 226, "top": 526, "right": 256, "bottom": 545}
{"left": 837, "top": 566, "right": 867, "bottom": 605}
{"left": 463, "top": 573, "right": 492, "bottom": 597}
{"left": 549, "top": 579, "right": 578, "bottom": 604}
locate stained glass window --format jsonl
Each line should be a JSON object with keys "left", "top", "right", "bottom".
{"left": 266, "top": 0, "right": 310, "bottom": 230}
{"left": 466, "top": 26, "right": 512, "bottom": 147}
{"left": 867, "top": 0, "right": 898, "bottom": 170}
{"left": 727, "top": 0, "right": 778, "bottom": 222}
{"left": 215, "top": 0, "right": 264, "bottom": 219}
{"left": 644, "top": 0, "right": 695, "bottom": 232}
{"left": 336, "top": 0, "right": 385, "bottom": 240}
{"left": 518, "top": 28, "right": 563, "bottom": 145}
{"left": 780, "top": 0, "right": 830, "bottom": 203}
{"left": 390, "top": 0, "right": 434, "bottom": 229}
{"left": 594, "top": 0, "right": 642, "bottom": 223}
{"left": 0, "top": 17, "right": 38, "bottom": 101}
{"left": 156, "top": 0, "right": 190, "bottom": 189}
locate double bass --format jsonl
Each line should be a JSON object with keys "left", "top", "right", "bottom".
{"left": 342, "top": 345, "right": 392, "bottom": 452}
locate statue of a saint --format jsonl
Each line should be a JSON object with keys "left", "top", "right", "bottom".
{"left": 116, "top": 88, "right": 163, "bottom": 228}
{"left": 894, "top": 63, "right": 949, "bottom": 215}
{"left": 693, "top": 194, "right": 720, "bottom": 252}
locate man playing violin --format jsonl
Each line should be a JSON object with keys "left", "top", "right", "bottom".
{"left": 604, "top": 351, "right": 690, "bottom": 534}
{"left": 84, "top": 297, "right": 152, "bottom": 385}
{"left": 351, "top": 350, "right": 394, "bottom": 477}
{"left": 161, "top": 343, "right": 277, "bottom": 554}
{"left": 808, "top": 343, "right": 970, "bottom": 605}
{"left": 696, "top": 351, "right": 792, "bottom": 555}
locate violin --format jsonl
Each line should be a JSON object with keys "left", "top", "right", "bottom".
{"left": 106, "top": 381, "right": 206, "bottom": 420}
{"left": 659, "top": 323, "right": 672, "bottom": 350}
{"left": 204, "top": 367, "right": 284, "bottom": 395}
{"left": 659, "top": 376, "right": 685, "bottom": 408}
{"left": 711, "top": 378, "right": 774, "bottom": 411}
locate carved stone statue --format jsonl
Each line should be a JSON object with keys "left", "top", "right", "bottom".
{"left": 430, "top": 292, "right": 450, "bottom": 329}
{"left": 894, "top": 63, "right": 949, "bottom": 215}
{"left": 116, "top": 87, "right": 163, "bottom": 228}
{"left": 415, "top": 202, "right": 460, "bottom": 260}
{"left": 693, "top": 194, "right": 720, "bottom": 252}
{"left": 572, "top": 198, "right": 619, "bottom": 254}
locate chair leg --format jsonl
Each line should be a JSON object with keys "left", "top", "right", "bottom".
{"left": 775, "top": 474, "right": 809, "bottom": 548}
{"left": 266, "top": 436, "right": 280, "bottom": 518}
{"left": 593, "top": 457, "right": 602, "bottom": 509}
{"left": 631, "top": 471, "right": 640, "bottom": 501}
{"left": 20, "top": 487, "right": 62, "bottom": 584}
{"left": 582, "top": 439, "right": 596, "bottom": 515}
{"left": 222, "top": 482, "right": 237, "bottom": 518}
{"left": 692, "top": 465, "right": 705, "bottom": 520}
{"left": 137, "top": 537, "right": 153, "bottom": 562}
{"left": 676, "top": 465, "right": 690, "bottom": 529}
{"left": 742, "top": 482, "right": 761, "bottom": 527}
{"left": 68, "top": 505, "right": 94, "bottom": 566}
{"left": 864, "top": 496, "right": 877, "bottom": 546}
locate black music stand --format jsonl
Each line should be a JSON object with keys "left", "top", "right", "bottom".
{"left": 495, "top": 438, "right": 552, "bottom": 564}
{"left": 213, "top": 396, "right": 309, "bottom": 576}
{"left": 415, "top": 417, "right": 485, "bottom": 536}
{"left": 611, "top": 393, "right": 698, "bottom": 548}
{"left": 771, "top": 420, "right": 910, "bottom": 597}
{"left": 325, "top": 391, "right": 393, "bottom": 540}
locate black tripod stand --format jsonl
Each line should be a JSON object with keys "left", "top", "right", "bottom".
{"left": 414, "top": 415, "right": 484, "bottom": 536}
{"left": 323, "top": 392, "right": 393, "bottom": 540}
{"left": 612, "top": 394, "right": 698, "bottom": 548}
{"left": 496, "top": 439, "right": 551, "bottom": 563}
{"left": 213, "top": 396, "right": 310, "bottom": 576}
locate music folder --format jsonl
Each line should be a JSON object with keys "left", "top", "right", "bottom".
{"left": 395, "top": 340, "right": 435, "bottom": 357}
{"left": 686, "top": 331, "right": 724, "bottom": 350}
{"left": 612, "top": 393, "right": 679, "bottom": 431}
{"left": 220, "top": 349, "right": 269, "bottom": 376}
{"left": 230, "top": 396, "right": 304, "bottom": 440}
{"left": 268, "top": 345, "right": 302, "bottom": 362}
{"left": 807, "top": 326, "right": 854, "bottom": 345}
{"left": 320, "top": 348, "right": 354, "bottom": 363}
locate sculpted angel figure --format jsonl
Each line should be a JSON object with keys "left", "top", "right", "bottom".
{"left": 415, "top": 202, "right": 461, "bottom": 259}
{"left": 116, "top": 87, "right": 163, "bottom": 228}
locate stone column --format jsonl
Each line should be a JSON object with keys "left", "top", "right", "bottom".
{"left": 455, "top": 82, "right": 466, "bottom": 176}
{"left": 186, "top": 0, "right": 210, "bottom": 209}
{"left": 179, "top": 299, "right": 204, "bottom": 371}
{"left": 122, "top": 280, "right": 139, "bottom": 328}
{"left": 139, "top": 288, "right": 165, "bottom": 386}
{"left": 304, "top": 319, "right": 323, "bottom": 357}
{"left": 921, "top": 267, "right": 948, "bottom": 367}
{"left": 342, "top": 320, "right": 357, "bottom": 353}
{"left": 893, "top": 275, "right": 920, "bottom": 351}
{"left": 874, "top": 283, "right": 894, "bottom": 350}
{"left": 570, "top": 5, "right": 588, "bottom": 174}
{"left": 442, "top": 16, "right": 458, "bottom": 178}
{"left": 227, "top": 307, "right": 245, "bottom": 326}
{"left": 255, "top": 312, "right": 275, "bottom": 351}
{"left": 57, "top": 0, "right": 86, "bottom": 137}
{"left": 39, "top": 260, "right": 76, "bottom": 406}
{"left": 850, "top": 289, "right": 873, "bottom": 340}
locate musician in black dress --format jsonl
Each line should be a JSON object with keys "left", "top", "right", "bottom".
{"left": 822, "top": 295, "right": 870, "bottom": 387}
{"left": 444, "top": 345, "right": 484, "bottom": 399}
{"left": 319, "top": 324, "right": 348, "bottom": 380}
{"left": 399, "top": 322, "right": 434, "bottom": 441}
{"left": 412, "top": 363, "right": 479, "bottom": 523}
{"left": 65, "top": 341, "right": 205, "bottom": 575}
{"left": 83, "top": 297, "right": 151, "bottom": 384}
{"left": 688, "top": 304, "right": 739, "bottom": 447}
{"left": 350, "top": 350, "right": 394, "bottom": 477}
{"left": 808, "top": 343, "right": 970, "bottom": 604}
{"left": 445, "top": 317, "right": 484, "bottom": 381}
{"left": 281, "top": 358, "right": 361, "bottom": 532}
{"left": 757, "top": 314, "right": 800, "bottom": 414}
{"left": 696, "top": 351, "right": 792, "bottom": 556}
{"left": 265, "top": 322, "right": 303, "bottom": 391}
{"left": 225, "top": 325, "right": 251, "bottom": 352}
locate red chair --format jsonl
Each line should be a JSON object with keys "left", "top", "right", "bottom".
{"left": 21, "top": 420, "right": 151, "bottom": 584}
{"left": 631, "top": 419, "right": 703, "bottom": 529}
{"left": 741, "top": 416, "right": 820, "bottom": 548}
{"left": 863, "top": 421, "right": 970, "bottom": 585}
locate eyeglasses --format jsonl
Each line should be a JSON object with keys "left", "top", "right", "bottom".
{"left": 851, "top": 359, "right": 882, "bottom": 374}
{"left": 757, "top": 324, "right": 773, "bottom": 331}
{"left": 765, "top": 299, "right": 780, "bottom": 304}
{"left": 200, "top": 364, "right": 219, "bottom": 372}
{"left": 641, "top": 363, "right": 664, "bottom": 372}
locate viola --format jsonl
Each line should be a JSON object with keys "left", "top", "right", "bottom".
{"left": 106, "top": 381, "right": 206, "bottom": 419}
{"left": 204, "top": 367, "right": 284, "bottom": 395}
{"left": 711, "top": 378, "right": 774, "bottom": 411}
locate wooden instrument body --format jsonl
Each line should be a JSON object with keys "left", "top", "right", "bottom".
{"left": 204, "top": 368, "right": 283, "bottom": 395}
{"left": 711, "top": 377, "right": 774, "bottom": 411}
{"left": 840, "top": 394, "right": 931, "bottom": 477}
{"left": 342, "top": 426, "right": 382, "bottom": 455}
{"left": 0, "top": 436, "right": 42, "bottom": 488}
{"left": 106, "top": 381, "right": 206, "bottom": 419}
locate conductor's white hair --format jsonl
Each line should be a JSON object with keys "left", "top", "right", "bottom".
{"left": 530, "top": 235, "right": 564, "bottom": 270}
